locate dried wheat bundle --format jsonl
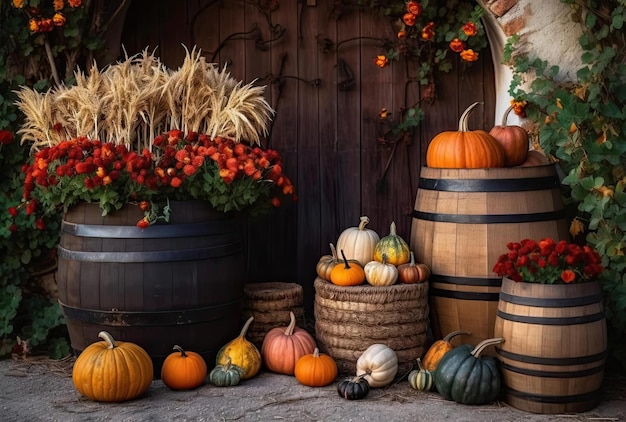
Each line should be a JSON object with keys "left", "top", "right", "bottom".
{"left": 16, "top": 46, "right": 274, "bottom": 151}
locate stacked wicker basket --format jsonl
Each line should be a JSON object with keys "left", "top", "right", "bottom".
{"left": 242, "top": 282, "right": 305, "bottom": 349}
{"left": 314, "top": 277, "right": 429, "bottom": 374}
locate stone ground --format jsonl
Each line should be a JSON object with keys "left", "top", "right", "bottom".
{"left": 0, "top": 356, "right": 625, "bottom": 422}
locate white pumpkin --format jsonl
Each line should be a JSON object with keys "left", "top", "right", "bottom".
{"left": 364, "top": 255, "right": 398, "bottom": 286}
{"left": 355, "top": 344, "right": 398, "bottom": 387}
{"left": 336, "top": 216, "right": 380, "bottom": 266}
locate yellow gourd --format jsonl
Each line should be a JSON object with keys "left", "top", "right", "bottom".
{"left": 373, "top": 221, "right": 410, "bottom": 266}
{"left": 215, "top": 316, "right": 262, "bottom": 380}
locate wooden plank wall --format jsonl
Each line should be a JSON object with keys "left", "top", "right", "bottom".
{"left": 120, "top": 0, "right": 496, "bottom": 315}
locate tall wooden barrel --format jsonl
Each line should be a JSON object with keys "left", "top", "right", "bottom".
{"left": 494, "top": 277, "right": 607, "bottom": 414}
{"left": 56, "top": 201, "right": 246, "bottom": 375}
{"left": 410, "top": 165, "right": 569, "bottom": 348}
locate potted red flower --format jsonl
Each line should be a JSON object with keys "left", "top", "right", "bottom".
{"left": 492, "top": 238, "right": 607, "bottom": 414}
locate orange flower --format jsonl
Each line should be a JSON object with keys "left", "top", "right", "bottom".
{"left": 510, "top": 99, "right": 527, "bottom": 118}
{"left": 460, "top": 49, "right": 479, "bottom": 62}
{"left": 402, "top": 12, "right": 416, "bottom": 27}
{"left": 374, "top": 55, "right": 389, "bottom": 68}
{"left": 407, "top": 1, "right": 422, "bottom": 16}
{"left": 28, "top": 18, "right": 39, "bottom": 32}
{"left": 561, "top": 269, "right": 576, "bottom": 283}
{"left": 12, "top": 0, "right": 25, "bottom": 8}
{"left": 397, "top": 29, "right": 407, "bottom": 39}
{"left": 462, "top": 22, "right": 477, "bottom": 36}
{"left": 68, "top": 0, "right": 82, "bottom": 7}
{"left": 421, "top": 22, "right": 435, "bottom": 40}
{"left": 449, "top": 38, "right": 465, "bottom": 53}
{"left": 39, "top": 18, "right": 54, "bottom": 32}
{"left": 53, "top": 0, "right": 64, "bottom": 11}
{"left": 53, "top": 12, "right": 66, "bottom": 27}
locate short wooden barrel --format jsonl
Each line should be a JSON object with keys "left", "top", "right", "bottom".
{"left": 56, "top": 201, "right": 246, "bottom": 375}
{"left": 494, "top": 277, "right": 607, "bottom": 414}
{"left": 410, "top": 165, "right": 569, "bottom": 348}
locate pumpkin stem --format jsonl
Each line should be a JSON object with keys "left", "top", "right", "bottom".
{"left": 313, "top": 347, "right": 320, "bottom": 358}
{"left": 416, "top": 357, "right": 426, "bottom": 372}
{"left": 442, "top": 330, "right": 472, "bottom": 342}
{"left": 284, "top": 311, "right": 297, "bottom": 336}
{"left": 409, "top": 251, "right": 415, "bottom": 266}
{"left": 458, "top": 101, "right": 482, "bottom": 132}
{"left": 340, "top": 249, "right": 352, "bottom": 269}
{"left": 239, "top": 316, "right": 254, "bottom": 339}
{"left": 470, "top": 337, "right": 505, "bottom": 357}
{"left": 173, "top": 345, "right": 186, "bottom": 357}
{"left": 329, "top": 243, "right": 338, "bottom": 260}
{"left": 358, "top": 216, "right": 370, "bottom": 231}
{"left": 389, "top": 221, "right": 397, "bottom": 236}
{"left": 501, "top": 105, "right": 514, "bottom": 127}
{"left": 98, "top": 331, "right": 116, "bottom": 349}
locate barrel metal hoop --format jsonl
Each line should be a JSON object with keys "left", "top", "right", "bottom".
{"left": 499, "top": 360, "right": 605, "bottom": 378}
{"left": 496, "top": 309, "right": 605, "bottom": 325}
{"left": 418, "top": 176, "right": 560, "bottom": 192}
{"left": 430, "top": 287, "right": 500, "bottom": 301}
{"left": 504, "top": 386, "right": 602, "bottom": 404}
{"left": 411, "top": 209, "right": 566, "bottom": 224}
{"left": 498, "top": 291, "right": 604, "bottom": 308}
{"left": 496, "top": 347, "right": 608, "bottom": 366}
{"left": 430, "top": 274, "right": 502, "bottom": 287}
{"left": 57, "top": 241, "right": 241, "bottom": 263}
{"left": 61, "top": 220, "right": 238, "bottom": 239}
{"left": 59, "top": 298, "right": 244, "bottom": 326}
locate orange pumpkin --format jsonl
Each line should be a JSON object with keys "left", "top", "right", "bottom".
{"left": 397, "top": 251, "right": 430, "bottom": 284}
{"left": 489, "top": 105, "right": 529, "bottom": 166}
{"left": 329, "top": 249, "right": 366, "bottom": 286}
{"left": 261, "top": 311, "right": 317, "bottom": 375}
{"left": 426, "top": 102, "right": 505, "bottom": 169}
{"left": 161, "top": 345, "right": 208, "bottom": 390}
{"left": 294, "top": 348, "right": 338, "bottom": 387}
{"left": 422, "top": 330, "right": 471, "bottom": 371}
{"left": 520, "top": 149, "right": 550, "bottom": 166}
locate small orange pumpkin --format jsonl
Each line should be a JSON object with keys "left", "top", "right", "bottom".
{"left": 261, "top": 311, "right": 317, "bottom": 375}
{"left": 397, "top": 251, "right": 430, "bottom": 284}
{"left": 329, "top": 249, "right": 366, "bottom": 286}
{"left": 520, "top": 149, "right": 550, "bottom": 166}
{"left": 161, "top": 345, "right": 208, "bottom": 390}
{"left": 294, "top": 347, "right": 338, "bottom": 387}
{"left": 489, "top": 105, "right": 529, "bottom": 166}
{"left": 422, "top": 330, "right": 471, "bottom": 372}
{"left": 426, "top": 102, "right": 505, "bottom": 169}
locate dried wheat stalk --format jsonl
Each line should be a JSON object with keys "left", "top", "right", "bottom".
{"left": 17, "top": 46, "right": 274, "bottom": 152}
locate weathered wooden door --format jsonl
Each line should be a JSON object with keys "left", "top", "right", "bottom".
{"left": 121, "top": 0, "right": 496, "bottom": 313}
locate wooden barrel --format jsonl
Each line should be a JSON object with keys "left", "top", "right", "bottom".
{"left": 56, "top": 201, "right": 245, "bottom": 375}
{"left": 494, "top": 277, "right": 607, "bottom": 414}
{"left": 410, "top": 165, "right": 569, "bottom": 348}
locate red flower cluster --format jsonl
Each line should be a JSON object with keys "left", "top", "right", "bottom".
{"left": 22, "top": 131, "right": 296, "bottom": 226}
{"left": 493, "top": 238, "right": 604, "bottom": 284}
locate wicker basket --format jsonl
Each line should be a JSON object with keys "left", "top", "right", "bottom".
{"left": 314, "top": 277, "right": 429, "bottom": 375}
{"left": 242, "top": 282, "right": 305, "bottom": 349}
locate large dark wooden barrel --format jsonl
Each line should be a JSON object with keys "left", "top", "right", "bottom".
{"left": 410, "top": 165, "right": 570, "bottom": 348}
{"left": 494, "top": 277, "right": 607, "bottom": 414}
{"left": 56, "top": 201, "right": 245, "bottom": 375}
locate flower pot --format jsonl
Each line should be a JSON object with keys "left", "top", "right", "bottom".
{"left": 494, "top": 277, "right": 607, "bottom": 414}
{"left": 56, "top": 201, "right": 246, "bottom": 376}
{"left": 410, "top": 165, "right": 569, "bottom": 349}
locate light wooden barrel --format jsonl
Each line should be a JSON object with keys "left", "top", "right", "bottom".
{"left": 494, "top": 277, "right": 607, "bottom": 414}
{"left": 410, "top": 165, "right": 570, "bottom": 348}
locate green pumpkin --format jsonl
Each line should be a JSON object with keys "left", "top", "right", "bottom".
{"left": 408, "top": 358, "right": 433, "bottom": 392}
{"left": 373, "top": 221, "right": 410, "bottom": 265}
{"left": 209, "top": 357, "right": 245, "bottom": 387}
{"left": 434, "top": 337, "right": 504, "bottom": 405}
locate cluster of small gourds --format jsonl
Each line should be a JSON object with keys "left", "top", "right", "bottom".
{"left": 316, "top": 216, "right": 430, "bottom": 287}
{"left": 426, "top": 102, "right": 549, "bottom": 169}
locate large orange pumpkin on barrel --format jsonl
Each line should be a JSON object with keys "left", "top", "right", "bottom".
{"left": 426, "top": 102, "right": 505, "bottom": 169}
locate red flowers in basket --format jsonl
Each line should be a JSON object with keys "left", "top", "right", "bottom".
{"left": 493, "top": 238, "right": 604, "bottom": 284}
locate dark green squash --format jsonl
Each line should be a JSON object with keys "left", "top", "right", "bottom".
{"left": 337, "top": 375, "right": 370, "bottom": 400}
{"left": 434, "top": 337, "right": 504, "bottom": 405}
